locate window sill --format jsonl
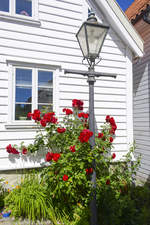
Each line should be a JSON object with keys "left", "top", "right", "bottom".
{"left": 5, "top": 122, "right": 38, "bottom": 129}
{"left": 0, "top": 13, "right": 41, "bottom": 26}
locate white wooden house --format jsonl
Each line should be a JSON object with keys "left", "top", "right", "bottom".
{"left": 126, "top": 0, "right": 150, "bottom": 182}
{"left": 0, "top": 0, "right": 143, "bottom": 172}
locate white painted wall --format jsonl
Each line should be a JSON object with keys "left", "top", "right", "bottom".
{"left": 0, "top": 0, "right": 132, "bottom": 170}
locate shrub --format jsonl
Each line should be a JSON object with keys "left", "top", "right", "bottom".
{"left": 5, "top": 99, "right": 141, "bottom": 224}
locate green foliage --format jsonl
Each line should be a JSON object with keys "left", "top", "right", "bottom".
{"left": 6, "top": 100, "right": 147, "bottom": 224}
{"left": 97, "top": 182, "right": 150, "bottom": 225}
{"left": 0, "top": 177, "right": 8, "bottom": 210}
{"left": 4, "top": 172, "right": 50, "bottom": 221}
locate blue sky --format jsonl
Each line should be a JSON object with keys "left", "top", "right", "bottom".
{"left": 116, "top": 0, "right": 134, "bottom": 11}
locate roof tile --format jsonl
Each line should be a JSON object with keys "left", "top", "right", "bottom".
{"left": 125, "top": 0, "right": 150, "bottom": 20}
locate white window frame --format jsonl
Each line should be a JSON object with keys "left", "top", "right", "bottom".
{"left": 0, "top": 0, "right": 39, "bottom": 25}
{"left": 7, "top": 62, "right": 60, "bottom": 128}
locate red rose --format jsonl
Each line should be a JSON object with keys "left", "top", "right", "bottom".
{"left": 22, "top": 148, "right": 27, "bottom": 155}
{"left": 78, "top": 112, "right": 89, "bottom": 119}
{"left": 112, "top": 124, "right": 117, "bottom": 131}
{"left": 52, "top": 153, "right": 61, "bottom": 162}
{"left": 11, "top": 148, "right": 19, "bottom": 154}
{"left": 109, "top": 137, "right": 113, "bottom": 143}
{"left": 70, "top": 145, "right": 76, "bottom": 152}
{"left": 40, "top": 119, "right": 47, "bottom": 127}
{"left": 57, "top": 127, "right": 66, "bottom": 133}
{"left": 27, "top": 112, "right": 33, "bottom": 118}
{"left": 106, "top": 115, "right": 110, "bottom": 122}
{"left": 45, "top": 152, "right": 54, "bottom": 162}
{"left": 31, "top": 109, "right": 41, "bottom": 121}
{"left": 109, "top": 129, "right": 115, "bottom": 135}
{"left": 63, "top": 108, "right": 73, "bottom": 115}
{"left": 98, "top": 133, "right": 104, "bottom": 138}
{"left": 86, "top": 168, "right": 93, "bottom": 175}
{"left": 72, "top": 99, "right": 83, "bottom": 110}
{"left": 6, "top": 144, "right": 19, "bottom": 154}
{"left": 106, "top": 179, "right": 110, "bottom": 185}
{"left": 112, "top": 153, "right": 116, "bottom": 159}
{"left": 50, "top": 117, "right": 58, "bottom": 124}
{"left": 63, "top": 174, "right": 68, "bottom": 181}
{"left": 79, "top": 129, "right": 93, "bottom": 143}
{"left": 6, "top": 144, "right": 12, "bottom": 153}
{"left": 43, "top": 112, "right": 57, "bottom": 124}
{"left": 109, "top": 117, "right": 115, "bottom": 126}
{"left": 78, "top": 112, "right": 84, "bottom": 118}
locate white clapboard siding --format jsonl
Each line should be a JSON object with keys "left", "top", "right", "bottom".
{"left": 60, "top": 92, "right": 126, "bottom": 102}
{"left": 39, "top": 5, "right": 82, "bottom": 20}
{"left": 39, "top": 0, "right": 82, "bottom": 12}
{"left": 0, "top": 38, "right": 126, "bottom": 62}
{"left": 39, "top": 13, "right": 82, "bottom": 27}
{"left": 0, "top": 0, "right": 130, "bottom": 170}
{"left": 0, "top": 97, "right": 8, "bottom": 105}
{"left": 0, "top": 48, "right": 126, "bottom": 70}
{"left": 59, "top": 85, "right": 126, "bottom": 95}
{"left": 54, "top": 0, "right": 82, "bottom": 5}
{"left": 59, "top": 77, "right": 126, "bottom": 87}
{"left": 0, "top": 115, "right": 8, "bottom": 123}
{"left": 0, "top": 31, "right": 125, "bottom": 56}
{"left": 95, "top": 115, "right": 126, "bottom": 123}
{"left": 0, "top": 80, "right": 8, "bottom": 89}
{"left": 0, "top": 22, "right": 124, "bottom": 43}
{"left": 133, "top": 20, "right": 150, "bottom": 184}
{"left": 0, "top": 89, "right": 8, "bottom": 98}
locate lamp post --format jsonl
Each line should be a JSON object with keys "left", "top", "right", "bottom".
{"left": 64, "top": 13, "right": 116, "bottom": 225}
{"left": 76, "top": 13, "right": 109, "bottom": 225}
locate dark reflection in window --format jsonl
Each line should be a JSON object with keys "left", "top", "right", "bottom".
{"left": 15, "top": 104, "right": 31, "bottom": 120}
{"left": 38, "top": 104, "right": 53, "bottom": 113}
{"left": 0, "top": 0, "right": 9, "bottom": 12}
{"left": 16, "top": 0, "right": 32, "bottom": 17}
{"left": 38, "top": 88, "right": 52, "bottom": 104}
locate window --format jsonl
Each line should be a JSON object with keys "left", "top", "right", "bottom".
{"left": 0, "top": 0, "right": 38, "bottom": 21}
{"left": 14, "top": 67, "right": 53, "bottom": 121}
{"left": 0, "top": 0, "right": 9, "bottom": 12}
{"left": 16, "top": 0, "right": 32, "bottom": 17}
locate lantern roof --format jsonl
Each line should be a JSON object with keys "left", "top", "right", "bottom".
{"left": 87, "top": 0, "right": 144, "bottom": 58}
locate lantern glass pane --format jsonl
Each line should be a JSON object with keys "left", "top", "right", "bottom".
{"left": 86, "top": 24, "right": 108, "bottom": 58}
{"left": 77, "top": 25, "right": 88, "bottom": 58}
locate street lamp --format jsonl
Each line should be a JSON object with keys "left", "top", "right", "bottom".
{"left": 64, "top": 12, "right": 116, "bottom": 225}
{"left": 76, "top": 12, "right": 109, "bottom": 67}
{"left": 76, "top": 13, "right": 109, "bottom": 225}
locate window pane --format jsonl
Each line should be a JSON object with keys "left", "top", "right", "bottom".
{"left": 38, "top": 71, "right": 53, "bottom": 87}
{"left": 15, "top": 104, "right": 31, "bottom": 120}
{"left": 16, "top": 0, "right": 32, "bottom": 17}
{"left": 38, "top": 104, "right": 53, "bottom": 112}
{"left": 16, "top": 87, "right": 32, "bottom": 103}
{"left": 0, "top": 0, "right": 9, "bottom": 12}
{"left": 38, "top": 88, "right": 52, "bottom": 104}
{"left": 16, "top": 68, "right": 32, "bottom": 86}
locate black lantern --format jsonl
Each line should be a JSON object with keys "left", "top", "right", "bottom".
{"left": 76, "top": 12, "right": 109, "bottom": 65}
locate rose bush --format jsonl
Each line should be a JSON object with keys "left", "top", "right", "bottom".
{"left": 5, "top": 99, "right": 140, "bottom": 221}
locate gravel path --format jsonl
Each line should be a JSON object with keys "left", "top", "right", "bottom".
{"left": 0, "top": 218, "right": 53, "bottom": 225}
